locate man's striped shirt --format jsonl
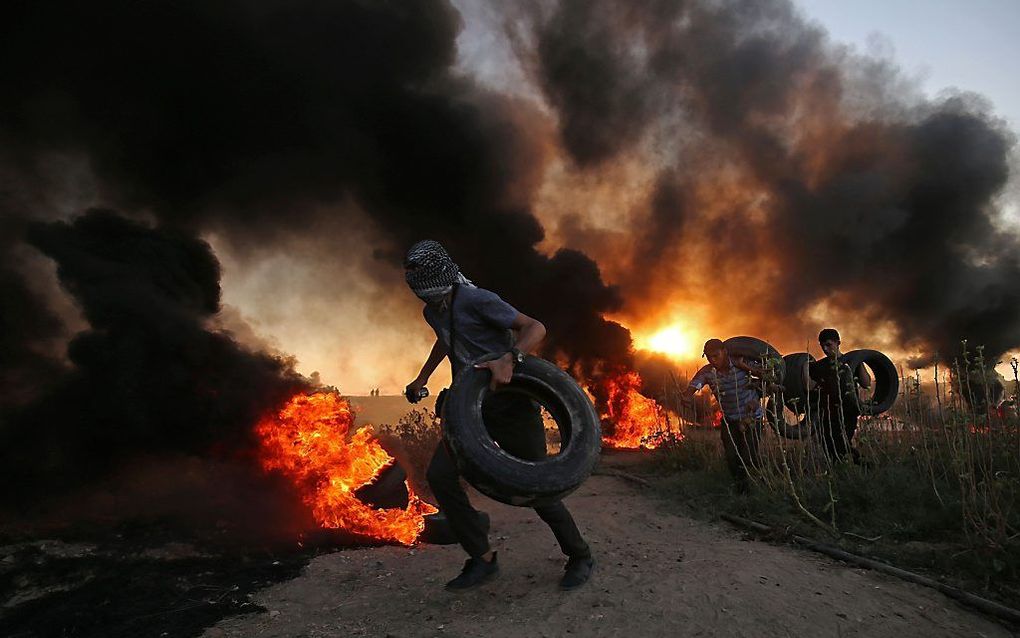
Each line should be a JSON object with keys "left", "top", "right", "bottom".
{"left": 690, "top": 358, "right": 763, "bottom": 421}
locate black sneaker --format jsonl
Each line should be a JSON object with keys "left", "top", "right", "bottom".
{"left": 560, "top": 555, "right": 595, "bottom": 591}
{"left": 445, "top": 552, "right": 499, "bottom": 591}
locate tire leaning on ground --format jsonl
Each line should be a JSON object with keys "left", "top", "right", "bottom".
{"left": 441, "top": 354, "right": 602, "bottom": 508}
{"left": 841, "top": 349, "right": 900, "bottom": 415}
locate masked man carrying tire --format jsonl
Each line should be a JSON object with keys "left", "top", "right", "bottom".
{"left": 403, "top": 240, "right": 594, "bottom": 591}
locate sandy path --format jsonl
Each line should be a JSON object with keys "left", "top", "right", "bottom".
{"left": 205, "top": 475, "right": 1010, "bottom": 638}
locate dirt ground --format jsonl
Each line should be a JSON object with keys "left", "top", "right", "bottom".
{"left": 205, "top": 472, "right": 1012, "bottom": 638}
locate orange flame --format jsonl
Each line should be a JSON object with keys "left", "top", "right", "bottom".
{"left": 598, "top": 370, "right": 678, "bottom": 449}
{"left": 255, "top": 390, "right": 436, "bottom": 545}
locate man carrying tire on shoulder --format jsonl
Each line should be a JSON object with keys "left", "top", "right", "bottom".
{"left": 681, "top": 339, "right": 770, "bottom": 493}
{"left": 403, "top": 240, "right": 594, "bottom": 592}
{"left": 806, "top": 328, "right": 871, "bottom": 464}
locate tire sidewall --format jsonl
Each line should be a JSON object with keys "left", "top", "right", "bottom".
{"left": 841, "top": 349, "right": 899, "bottom": 415}
{"left": 442, "top": 355, "right": 602, "bottom": 507}
{"left": 723, "top": 336, "right": 787, "bottom": 384}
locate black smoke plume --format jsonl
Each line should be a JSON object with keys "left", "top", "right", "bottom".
{"left": 3, "top": 0, "right": 1020, "bottom": 503}
{"left": 0, "top": 0, "right": 628, "bottom": 367}
{"left": 2, "top": 211, "right": 308, "bottom": 504}
{"left": 528, "top": 0, "right": 1019, "bottom": 366}
{"left": 0, "top": 215, "right": 67, "bottom": 413}
{"left": 0, "top": 0, "right": 631, "bottom": 499}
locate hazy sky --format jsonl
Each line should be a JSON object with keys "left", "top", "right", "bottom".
{"left": 795, "top": 0, "right": 1020, "bottom": 130}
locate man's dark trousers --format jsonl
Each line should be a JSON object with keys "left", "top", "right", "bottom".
{"left": 818, "top": 403, "right": 861, "bottom": 463}
{"left": 426, "top": 393, "right": 590, "bottom": 559}
{"left": 719, "top": 416, "right": 762, "bottom": 488}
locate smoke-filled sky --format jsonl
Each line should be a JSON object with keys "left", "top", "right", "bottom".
{"left": 796, "top": 0, "right": 1020, "bottom": 135}
{"left": 2, "top": 0, "right": 1019, "bottom": 408}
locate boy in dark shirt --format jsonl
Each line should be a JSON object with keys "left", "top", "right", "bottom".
{"left": 806, "top": 328, "right": 871, "bottom": 463}
{"left": 403, "top": 240, "right": 594, "bottom": 591}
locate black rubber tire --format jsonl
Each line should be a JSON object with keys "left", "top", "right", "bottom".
{"left": 723, "top": 336, "right": 786, "bottom": 384}
{"left": 353, "top": 461, "right": 409, "bottom": 510}
{"left": 692, "top": 363, "right": 712, "bottom": 382}
{"left": 420, "top": 511, "right": 490, "bottom": 546}
{"left": 765, "top": 401, "right": 813, "bottom": 440}
{"left": 442, "top": 354, "right": 602, "bottom": 508}
{"left": 781, "top": 352, "right": 816, "bottom": 415}
{"left": 842, "top": 349, "right": 899, "bottom": 415}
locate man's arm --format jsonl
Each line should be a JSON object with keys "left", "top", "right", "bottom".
{"left": 856, "top": 364, "right": 872, "bottom": 389}
{"left": 680, "top": 367, "right": 711, "bottom": 404}
{"left": 733, "top": 356, "right": 766, "bottom": 377}
{"left": 406, "top": 339, "right": 448, "bottom": 402}
{"left": 474, "top": 311, "right": 546, "bottom": 390}
{"left": 804, "top": 360, "right": 816, "bottom": 390}
{"left": 510, "top": 311, "right": 546, "bottom": 354}
{"left": 734, "top": 355, "right": 784, "bottom": 394}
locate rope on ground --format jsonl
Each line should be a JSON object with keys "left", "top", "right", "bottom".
{"left": 720, "top": 513, "right": 1020, "bottom": 627}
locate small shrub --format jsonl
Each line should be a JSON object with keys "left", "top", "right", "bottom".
{"left": 373, "top": 409, "right": 442, "bottom": 503}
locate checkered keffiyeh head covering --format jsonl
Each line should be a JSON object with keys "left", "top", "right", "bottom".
{"left": 404, "top": 240, "right": 474, "bottom": 302}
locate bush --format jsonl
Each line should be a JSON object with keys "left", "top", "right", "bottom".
{"left": 373, "top": 409, "right": 442, "bottom": 504}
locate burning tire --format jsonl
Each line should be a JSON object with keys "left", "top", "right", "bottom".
{"left": 353, "top": 462, "right": 409, "bottom": 510}
{"left": 723, "top": 336, "right": 786, "bottom": 383}
{"left": 841, "top": 349, "right": 899, "bottom": 415}
{"left": 442, "top": 354, "right": 601, "bottom": 507}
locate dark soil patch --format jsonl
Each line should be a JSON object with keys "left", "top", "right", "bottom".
{"left": 0, "top": 520, "right": 356, "bottom": 638}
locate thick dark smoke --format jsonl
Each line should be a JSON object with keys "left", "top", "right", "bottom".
{"left": 0, "top": 0, "right": 628, "bottom": 367}
{"left": 2, "top": 0, "right": 1019, "bottom": 506}
{"left": 0, "top": 166, "right": 81, "bottom": 413}
{"left": 0, "top": 0, "right": 630, "bottom": 500}
{"left": 1, "top": 211, "right": 307, "bottom": 504}
{"left": 529, "top": 0, "right": 1019, "bottom": 366}
{"left": 0, "top": 219, "right": 67, "bottom": 412}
